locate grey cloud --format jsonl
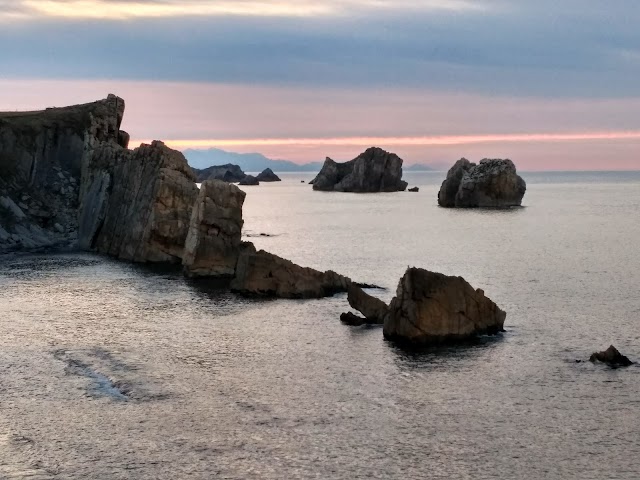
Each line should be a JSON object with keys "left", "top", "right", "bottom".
{"left": 0, "top": 1, "right": 639, "bottom": 97}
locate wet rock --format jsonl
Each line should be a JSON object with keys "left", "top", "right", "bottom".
{"left": 347, "top": 283, "right": 389, "bottom": 324}
{"left": 239, "top": 175, "right": 259, "bottom": 186}
{"left": 311, "top": 147, "right": 408, "bottom": 192}
{"left": 183, "top": 179, "right": 246, "bottom": 277}
{"left": 589, "top": 345, "right": 633, "bottom": 367}
{"left": 340, "top": 312, "right": 368, "bottom": 326}
{"left": 231, "top": 247, "right": 350, "bottom": 298}
{"left": 438, "top": 158, "right": 526, "bottom": 208}
{"left": 408, "top": 187, "right": 419, "bottom": 192}
{"left": 384, "top": 267, "right": 506, "bottom": 346}
{"left": 256, "top": 168, "right": 281, "bottom": 182}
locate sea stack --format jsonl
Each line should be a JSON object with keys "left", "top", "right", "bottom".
{"left": 438, "top": 158, "right": 526, "bottom": 208}
{"left": 311, "top": 147, "right": 408, "bottom": 192}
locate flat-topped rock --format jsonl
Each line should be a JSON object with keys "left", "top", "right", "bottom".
{"left": 384, "top": 267, "right": 506, "bottom": 346}
{"left": 438, "top": 158, "right": 526, "bottom": 208}
{"left": 311, "top": 147, "right": 408, "bottom": 192}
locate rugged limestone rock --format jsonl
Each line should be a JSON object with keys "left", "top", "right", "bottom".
{"left": 383, "top": 267, "right": 506, "bottom": 346}
{"left": 231, "top": 247, "right": 350, "bottom": 298}
{"left": 79, "top": 141, "right": 199, "bottom": 263}
{"left": 408, "top": 187, "right": 419, "bottom": 192}
{"left": 311, "top": 147, "right": 408, "bottom": 192}
{"left": 239, "top": 175, "right": 259, "bottom": 186}
{"left": 347, "top": 283, "right": 389, "bottom": 324}
{"left": 256, "top": 168, "right": 281, "bottom": 182}
{"left": 438, "top": 158, "right": 526, "bottom": 208}
{"left": 182, "top": 180, "right": 246, "bottom": 277}
{"left": 0, "top": 94, "right": 124, "bottom": 252}
{"left": 589, "top": 345, "right": 633, "bottom": 367}
{"left": 192, "top": 164, "right": 246, "bottom": 183}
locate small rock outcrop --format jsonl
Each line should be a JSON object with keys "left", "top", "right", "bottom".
{"left": 182, "top": 180, "right": 246, "bottom": 277}
{"left": 589, "top": 346, "right": 633, "bottom": 367}
{"left": 256, "top": 168, "right": 281, "bottom": 182}
{"left": 346, "top": 283, "right": 389, "bottom": 324}
{"left": 383, "top": 267, "right": 506, "bottom": 346}
{"left": 311, "top": 147, "right": 408, "bottom": 192}
{"left": 80, "top": 141, "right": 199, "bottom": 263}
{"left": 408, "top": 187, "right": 419, "bottom": 192}
{"left": 340, "top": 312, "right": 368, "bottom": 326}
{"left": 192, "top": 164, "right": 246, "bottom": 183}
{"left": 231, "top": 247, "right": 350, "bottom": 298}
{"left": 239, "top": 175, "right": 259, "bottom": 186}
{"left": 438, "top": 158, "right": 526, "bottom": 208}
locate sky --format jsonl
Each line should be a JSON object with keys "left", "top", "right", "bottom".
{"left": 1, "top": 0, "right": 639, "bottom": 169}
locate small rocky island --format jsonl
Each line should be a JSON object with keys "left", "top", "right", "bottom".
{"left": 438, "top": 158, "right": 526, "bottom": 208}
{"left": 192, "top": 165, "right": 280, "bottom": 185}
{"left": 311, "top": 147, "right": 408, "bottom": 192}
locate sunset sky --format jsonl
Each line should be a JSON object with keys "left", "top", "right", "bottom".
{"left": 1, "top": 0, "right": 639, "bottom": 169}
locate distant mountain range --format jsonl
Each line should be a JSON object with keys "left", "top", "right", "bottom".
{"left": 182, "top": 147, "right": 448, "bottom": 172}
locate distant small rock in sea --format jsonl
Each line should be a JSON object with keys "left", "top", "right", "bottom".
{"left": 438, "top": 158, "right": 526, "bottom": 208}
{"left": 239, "top": 175, "right": 259, "bottom": 186}
{"left": 256, "top": 168, "right": 281, "bottom": 182}
{"left": 589, "top": 345, "right": 633, "bottom": 367}
{"left": 408, "top": 187, "right": 419, "bottom": 192}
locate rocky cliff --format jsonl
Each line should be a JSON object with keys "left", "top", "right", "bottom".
{"left": 438, "top": 158, "right": 526, "bottom": 208}
{"left": 0, "top": 95, "right": 128, "bottom": 252}
{"left": 311, "top": 147, "right": 408, "bottom": 192}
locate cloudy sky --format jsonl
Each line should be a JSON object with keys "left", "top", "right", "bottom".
{"left": 1, "top": 0, "right": 639, "bottom": 169}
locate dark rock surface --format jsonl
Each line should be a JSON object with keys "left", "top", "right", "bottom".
{"left": 231, "top": 247, "right": 350, "bottom": 298}
{"left": 347, "top": 284, "right": 389, "bottom": 324}
{"left": 438, "top": 158, "right": 526, "bottom": 208}
{"left": 256, "top": 168, "right": 281, "bottom": 182}
{"left": 192, "top": 164, "right": 246, "bottom": 183}
{"left": 0, "top": 94, "right": 125, "bottom": 252}
{"left": 311, "top": 147, "right": 408, "bottom": 192}
{"left": 408, "top": 187, "right": 419, "bottom": 192}
{"left": 183, "top": 179, "right": 246, "bottom": 277}
{"left": 340, "top": 312, "right": 368, "bottom": 326}
{"left": 239, "top": 175, "right": 259, "bottom": 186}
{"left": 383, "top": 267, "right": 506, "bottom": 346}
{"left": 589, "top": 345, "right": 633, "bottom": 367}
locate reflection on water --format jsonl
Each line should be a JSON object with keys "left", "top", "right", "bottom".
{"left": 1, "top": 172, "right": 640, "bottom": 479}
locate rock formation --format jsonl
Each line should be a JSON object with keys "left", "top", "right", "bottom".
{"left": 239, "top": 175, "right": 259, "bottom": 186}
{"left": 408, "top": 187, "right": 419, "bottom": 192}
{"left": 340, "top": 312, "right": 368, "bottom": 326}
{"left": 256, "top": 168, "right": 281, "bottom": 182}
{"left": 311, "top": 147, "right": 408, "bottom": 192}
{"left": 231, "top": 246, "right": 350, "bottom": 298}
{"left": 383, "top": 267, "right": 506, "bottom": 346}
{"left": 345, "top": 283, "right": 389, "bottom": 324}
{"left": 80, "top": 141, "right": 199, "bottom": 262}
{"left": 589, "top": 345, "right": 633, "bottom": 367}
{"left": 0, "top": 94, "right": 126, "bottom": 252}
{"left": 438, "top": 158, "right": 526, "bottom": 208}
{"left": 192, "top": 164, "right": 246, "bottom": 183}
{"left": 182, "top": 180, "right": 246, "bottom": 277}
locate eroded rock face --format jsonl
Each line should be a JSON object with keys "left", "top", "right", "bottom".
{"left": 438, "top": 158, "right": 526, "bottom": 208}
{"left": 182, "top": 180, "right": 246, "bottom": 277}
{"left": 383, "top": 267, "right": 506, "bottom": 346}
{"left": 192, "top": 164, "right": 246, "bottom": 183}
{"left": 589, "top": 345, "right": 633, "bottom": 367}
{"left": 0, "top": 94, "right": 124, "bottom": 252}
{"left": 346, "top": 283, "right": 389, "bottom": 324}
{"left": 231, "top": 247, "right": 350, "bottom": 298}
{"left": 80, "top": 141, "right": 199, "bottom": 263}
{"left": 256, "top": 168, "right": 281, "bottom": 182}
{"left": 311, "top": 147, "right": 408, "bottom": 192}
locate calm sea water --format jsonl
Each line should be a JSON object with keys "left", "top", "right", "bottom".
{"left": 1, "top": 171, "right": 639, "bottom": 479}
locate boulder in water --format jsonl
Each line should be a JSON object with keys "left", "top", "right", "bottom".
{"left": 340, "top": 312, "right": 368, "bottom": 326}
{"left": 408, "top": 187, "right": 419, "bottom": 192}
{"left": 438, "top": 158, "right": 526, "bottom": 208}
{"left": 256, "top": 168, "right": 281, "bottom": 182}
{"left": 384, "top": 267, "right": 506, "bottom": 346}
{"left": 347, "top": 283, "right": 389, "bottom": 324}
{"left": 311, "top": 147, "right": 408, "bottom": 192}
{"left": 589, "top": 345, "right": 633, "bottom": 367}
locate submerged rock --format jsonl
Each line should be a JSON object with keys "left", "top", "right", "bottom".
{"left": 438, "top": 158, "right": 526, "bottom": 208}
{"left": 231, "top": 247, "right": 350, "bottom": 298}
{"left": 311, "top": 147, "right": 408, "bottom": 192}
{"left": 183, "top": 179, "right": 246, "bottom": 277}
{"left": 256, "top": 168, "right": 281, "bottom": 182}
{"left": 347, "top": 284, "right": 389, "bottom": 324}
{"left": 589, "top": 345, "right": 633, "bottom": 367}
{"left": 383, "top": 267, "right": 506, "bottom": 346}
{"left": 239, "top": 175, "right": 259, "bottom": 186}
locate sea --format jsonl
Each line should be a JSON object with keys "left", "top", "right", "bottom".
{"left": 1, "top": 171, "right": 639, "bottom": 479}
